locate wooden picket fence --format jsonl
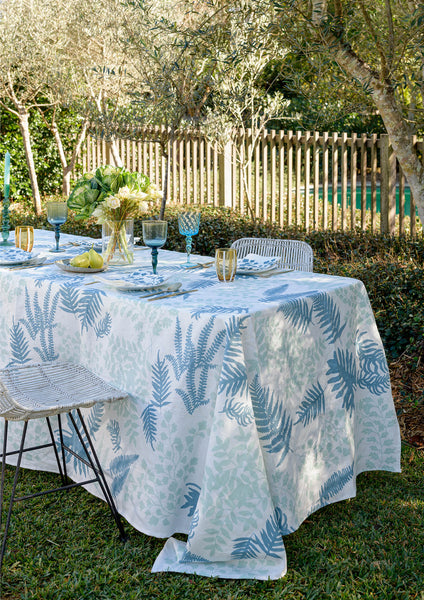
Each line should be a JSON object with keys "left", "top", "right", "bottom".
{"left": 78, "top": 127, "right": 423, "bottom": 236}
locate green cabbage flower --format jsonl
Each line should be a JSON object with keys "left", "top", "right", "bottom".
{"left": 68, "top": 165, "right": 151, "bottom": 220}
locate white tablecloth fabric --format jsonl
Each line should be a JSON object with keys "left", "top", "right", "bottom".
{"left": 0, "top": 230, "right": 401, "bottom": 580}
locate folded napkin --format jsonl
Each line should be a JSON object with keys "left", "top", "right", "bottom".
{"left": 236, "top": 253, "right": 281, "bottom": 274}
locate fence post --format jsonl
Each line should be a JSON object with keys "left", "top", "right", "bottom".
{"left": 380, "top": 134, "right": 397, "bottom": 234}
{"left": 218, "top": 141, "right": 233, "bottom": 208}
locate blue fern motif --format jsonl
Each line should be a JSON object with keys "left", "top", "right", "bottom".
{"left": 312, "top": 292, "right": 347, "bottom": 343}
{"left": 181, "top": 550, "right": 209, "bottom": 563}
{"left": 278, "top": 298, "right": 313, "bottom": 333}
{"left": 327, "top": 349, "right": 358, "bottom": 416}
{"left": 187, "top": 507, "right": 200, "bottom": 541}
{"left": 221, "top": 397, "right": 254, "bottom": 426}
{"left": 191, "top": 306, "right": 249, "bottom": 319}
{"left": 181, "top": 482, "right": 201, "bottom": 517}
{"left": 60, "top": 284, "right": 80, "bottom": 314}
{"left": 295, "top": 382, "right": 326, "bottom": 426}
{"left": 218, "top": 361, "right": 248, "bottom": 398}
{"left": 231, "top": 507, "right": 289, "bottom": 559}
{"left": 225, "top": 315, "right": 249, "bottom": 338}
{"left": 86, "top": 402, "right": 104, "bottom": 440}
{"left": 141, "top": 404, "right": 157, "bottom": 449}
{"left": 166, "top": 317, "right": 193, "bottom": 380}
{"left": 78, "top": 290, "right": 106, "bottom": 332}
{"left": 141, "top": 352, "right": 172, "bottom": 449}
{"left": 20, "top": 284, "right": 59, "bottom": 362}
{"left": 250, "top": 375, "right": 292, "bottom": 465}
{"left": 260, "top": 283, "right": 290, "bottom": 302}
{"left": 8, "top": 319, "right": 31, "bottom": 365}
{"left": 107, "top": 420, "right": 121, "bottom": 452}
{"left": 94, "top": 313, "right": 112, "bottom": 338}
{"left": 218, "top": 316, "right": 249, "bottom": 398}
{"left": 109, "top": 454, "right": 139, "bottom": 498}
{"left": 356, "top": 334, "right": 390, "bottom": 395}
{"left": 318, "top": 464, "right": 354, "bottom": 507}
{"left": 168, "top": 317, "right": 226, "bottom": 414}
{"left": 151, "top": 352, "right": 172, "bottom": 407}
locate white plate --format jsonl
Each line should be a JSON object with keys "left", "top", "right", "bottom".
{"left": 0, "top": 248, "right": 40, "bottom": 266}
{"left": 96, "top": 269, "right": 172, "bottom": 291}
{"left": 236, "top": 254, "right": 281, "bottom": 275}
{"left": 55, "top": 259, "right": 107, "bottom": 274}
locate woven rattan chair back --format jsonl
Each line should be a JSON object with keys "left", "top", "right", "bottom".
{"left": 0, "top": 362, "right": 129, "bottom": 574}
{"left": 230, "top": 238, "right": 313, "bottom": 272}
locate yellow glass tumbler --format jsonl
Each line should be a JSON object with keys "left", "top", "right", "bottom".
{"left": 15, "top": 226, "right": 34, "bottom": 252}
{"left": 215, "top": 248, "right": 237, "bottom": 282}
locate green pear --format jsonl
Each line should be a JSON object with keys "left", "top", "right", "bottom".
{"left": 88, "top": 246, "right": 104, "bottom": 268}
{"left": 70, "top": 252, "right": 90, "bottom": 268}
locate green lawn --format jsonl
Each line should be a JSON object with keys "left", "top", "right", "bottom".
{"left": 0, "top": 445, "right": 422, "bottom": 600}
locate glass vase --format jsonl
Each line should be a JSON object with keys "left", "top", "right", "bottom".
{"left": 102, "top": 219, "right": 134, "bottom": 265}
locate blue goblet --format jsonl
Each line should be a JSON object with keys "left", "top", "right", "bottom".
{"left": 47, "top": 201, "right": 68, "bottom": 253}
{"left": 142, "top": 220, "right": 168, "bottom": 274}
{"left": 178, "top": 211, "right": 200, "bottom": 266}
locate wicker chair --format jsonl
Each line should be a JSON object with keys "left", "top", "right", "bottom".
{"left": 0, "top": 362, "right": 129, "bottom": 572}
{"left": 230, "top": 238, "right": 314, "bottom": 272}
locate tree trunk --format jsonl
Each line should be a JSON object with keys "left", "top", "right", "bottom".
{"left": 50, "top": 119, "right": 88, "bottom": 197}
{"left": 109, "top": 138, "right": 123, "bottom": 167}
{"left": 159, "top": 144, "right": 170, "bottom": 221}
{"left": 18, "top": 109, "right": 42, "bottom": 216}
{"left": 324, "top": 35, "right": 424, "bottom": 229}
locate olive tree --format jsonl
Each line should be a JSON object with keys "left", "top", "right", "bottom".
{"left": 0, "top": 0, "right": 62, "bottom": 213}
{"left": 265, "top": 0, "right": 424, "bottom": 228}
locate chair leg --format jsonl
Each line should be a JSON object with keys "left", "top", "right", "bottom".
{"left": 69, "top": 410, "right": 127, "bottom": 541}
{"left": 46, "top": 417, "right": 67, "bottom": 486}
{"left": 0, "top": 421, "right": 9, "bottom": 533}
{"left": 57, "top": 414, "right": 69, "bottom": 482}
{"left": 0, "top": 421, "right": 28, "bottom": 572}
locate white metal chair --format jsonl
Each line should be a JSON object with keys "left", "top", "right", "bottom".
{"left": 230, "top": 238, "right": 314, "bottom": 272}
{"left": 0, "top": 362, "right": 129, "bottom": 572}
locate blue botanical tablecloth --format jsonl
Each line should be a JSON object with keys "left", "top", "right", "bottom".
{"left": 0, "top": 230, "right": 401, "bottom": 580}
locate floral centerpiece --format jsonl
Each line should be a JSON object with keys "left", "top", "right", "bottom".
{"left": 67, "top": 165, "right": 162, "bottom": 264}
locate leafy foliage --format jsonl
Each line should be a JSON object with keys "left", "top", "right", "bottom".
{"left": 231, "top": 507, "right": 289, "bottom": 560}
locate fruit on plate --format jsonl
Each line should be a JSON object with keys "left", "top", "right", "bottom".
{"left": 70, "top": 252, "right": 90, "bottom": 268}
{"left": 88, "top": 247, "right": 104, "bottom": 268}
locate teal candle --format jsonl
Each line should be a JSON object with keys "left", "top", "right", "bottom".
{"left": 4, "top": 151, "right": 10, "bottom": 201}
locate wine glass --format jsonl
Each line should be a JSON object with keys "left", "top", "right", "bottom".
{"left": 47, "top": 201, "right": 68, "bottom": 253}
{"left": 142, "top": 220, "right": 168, "bottom": 274}
{"left": 178, "top": 211, "right": 200, "bottom": 266}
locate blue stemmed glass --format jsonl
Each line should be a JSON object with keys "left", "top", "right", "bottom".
{"left": 142, "top": 220, "right": 168, "bottom": 274}
{"left": 47, "top": 201, "right": 68, "bottom": 253}
{"left": 178, "top": 211, "right": 200, "bottom": 266}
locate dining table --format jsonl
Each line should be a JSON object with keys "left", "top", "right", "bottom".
{"left": 0, "top": 228, "right": 401, "bottom": 580}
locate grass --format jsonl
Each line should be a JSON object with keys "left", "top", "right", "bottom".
{"left": 1, "top": 201, "right": 424, "bottom": 599}
{"left": 1, "top": 446, "right": 423, "bottom": 599}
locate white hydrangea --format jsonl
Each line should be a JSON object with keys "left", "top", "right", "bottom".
{"left": 106, "top": 196, "right": 121, "bottom": 209}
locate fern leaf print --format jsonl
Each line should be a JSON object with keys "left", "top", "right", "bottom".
{"left": 327, "top": 349, "right": 358, "bottom": 416}
{"left": 356, "top": 333, "right": 390, "bottom": 395}
{"left": 295, "top": 382, "right": 326, "bottom": 426}
{"left": 8, "top": 319, "right": 31, "bottom": 365}
{"left": 278, "top": 298, "right": 313, "bottom": 333}
{"left": 313, "top": 292, "right": 347, "bottom": 343}
{"left": 141, "top": 404, "right": 158, "bottom": 449}
{"left": 319, "top": 464, "right": 354, "bottom": 506}
{"left": 181, "top": 483, "right": 201, "bottom": 517}
{"left": 107, "top": 420, "right": 122, "bottom": 452}
{"left": 232, "top": 507, "right": 288, "bottom": 559}
{"left": 250, "top": 375, "right": 292, "bottom": 465}
{"left": 109, "top": 454, "right": 139, "bottom": 498}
